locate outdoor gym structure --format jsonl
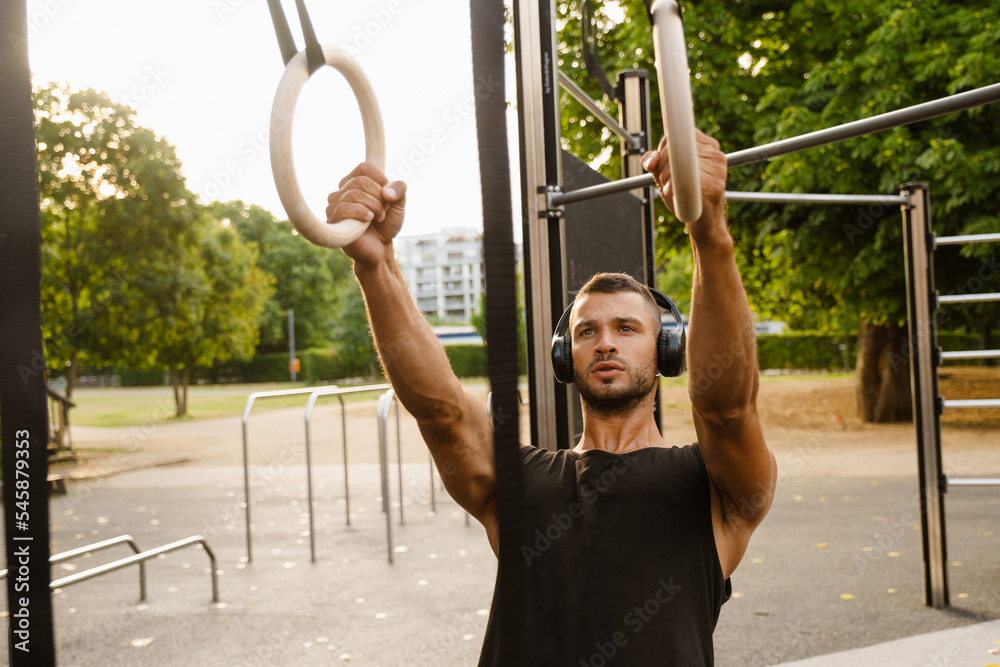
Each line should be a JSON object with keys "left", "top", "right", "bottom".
{"left": 2, "top": 0, "right": 999, "bottom": 663}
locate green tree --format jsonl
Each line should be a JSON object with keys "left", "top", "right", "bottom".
{"left": 557, "top": 0, "right": 1000, "bottom": 421}
{"left": 333, "top": 279, "right": 379, "bottom": 379}
{"left": 472, "top": 268, "right": 527, "bottom": 370}
{"left": 36, "top": 83, "right": 274, "bottom": 415}
{"left": 217, "top": 201, "right": 354, "bottom": 353}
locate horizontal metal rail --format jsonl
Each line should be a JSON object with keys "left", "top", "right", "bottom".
{"left": 558, "top": 71, "right": 640, "bottom": 151}
{"left": 550, "top": 82, "right": 1000, "bottom": 207}
{"left": 49, "top": 535, "right": 218, "bottom": 603}
{"left": 937, "top": 293, "right": 1000, "bottom": 305}
{"left": 947, "top": 478, "right": 1000, "bottom": 488}
{"left": 724, "top": 192, "right": 908, "bottom": 206}
{"left": 241, "top": 384, "right": 339, "bottom": 562}
{"left": 934, "top": 232, "right": 1000, "bottom": 247}
{"left": 1, "top": 535, "right": 147, "bottom": 600}
{"left": 940, "top": 349, "right": 1000, "bottom": 361}
{"left": 943, "top": 399, "right": 1000, "bottom": 409}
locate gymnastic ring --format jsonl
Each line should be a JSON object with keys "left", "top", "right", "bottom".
{"left": 270, "top": 46, "right": 386, "bottom": 248}
{"left": 649, "top": 0, "right": 702, "bottom": 223}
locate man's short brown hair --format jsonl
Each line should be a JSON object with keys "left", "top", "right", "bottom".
{"left": 572, "top": 272, "right": 662, "bottom": 332}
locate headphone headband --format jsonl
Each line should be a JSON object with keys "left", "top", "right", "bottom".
{"left": 550, "top": 288, "right": 686, "bottom": 383}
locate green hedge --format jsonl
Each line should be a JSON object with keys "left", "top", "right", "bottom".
{"left": 87, "top": 330, "right": 991, "bottom": 387}
{"left": 756, "top": 333, "right": 856, "bottom": 372}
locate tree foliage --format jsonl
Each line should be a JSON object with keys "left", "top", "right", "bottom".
{"left": 35, "top": 83, "right": 272, "bottom": 414}
{"left": 218, "top": 201, "right": 354, "bottom": 353}
{"left": 556, "top": 0, "right": 1000, "bottom": 420}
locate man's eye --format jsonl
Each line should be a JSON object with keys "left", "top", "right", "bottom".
{"left": 620, "top": 326, "right": 634, "bottom": 332}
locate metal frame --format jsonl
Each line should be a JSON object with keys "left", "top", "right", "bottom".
{"left": 550, "top": 83, "right": 1000, "bottom": 207}
{"left": 49, "top": 535, "right": 218, "bottom": 604}
{"left": 904, "top": 187, "right": 1000, "bottom": 608}
{"left": 514, "top": 0, "right": 570, "bottom": 452}
{"left": 243, "top": 383, "right": 432, "bottom": 564}
{"left": 377, "top": 390, "right": 399, "bottom": 563}
{"left": 241, "top": 384, "right": 338, "bottom": 561}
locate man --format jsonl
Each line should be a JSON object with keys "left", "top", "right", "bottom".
{"left": 326, "top": 128, "right": 776, "bottom": 665}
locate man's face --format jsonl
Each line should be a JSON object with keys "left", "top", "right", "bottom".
{"left": 570, "top": 292, "right": 660, "bottom": 418}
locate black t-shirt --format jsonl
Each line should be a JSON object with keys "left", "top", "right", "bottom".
{"left": 479, "top": 444, "right": 731, "bottom": 666}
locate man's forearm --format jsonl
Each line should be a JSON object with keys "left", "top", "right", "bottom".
{"left": 686, "top": 231, "right": 759, "bottom": 422}
{"left": 353, "top": 253, "right": 466, "bottom": 425}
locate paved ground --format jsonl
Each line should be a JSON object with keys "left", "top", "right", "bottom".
{"left": 2, "top": 388, "right": 999, "bottom": 665}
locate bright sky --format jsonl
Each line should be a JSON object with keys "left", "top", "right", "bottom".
{"left": 25, "top": 0, "right": 518, "bottom": 238}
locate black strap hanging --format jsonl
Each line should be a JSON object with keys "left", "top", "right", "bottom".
{"left": 470, "top": 0, "right": 526, "bottom": 664}
{"left": 266, "top": 0, "right": 325, "bottom": 74}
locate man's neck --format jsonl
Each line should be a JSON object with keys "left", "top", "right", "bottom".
{"left": 574, "top": 399, "right": 665, "bottom": 454}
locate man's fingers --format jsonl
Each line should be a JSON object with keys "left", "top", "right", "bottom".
{"left": 337, "top": 161, "right": 388, "bottom": 189}
{"left": 326, "top": 189, "right": 384, "bottom": 223}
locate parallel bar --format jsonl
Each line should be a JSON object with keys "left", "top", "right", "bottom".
{"left": 241, "top": 383, "right": 340, "bottom": 562}
{"left": 50, "top": 535, "right": 218, "bottom": 603}
{"left": 943, "top": 399, "right": 1000, "bottom": 409}
{"left": 940, "top": 349, "right": 1000, "bottom": 361}
{"left": 937, "top": 293, "right": 1000, "bottom": 305}
{"left": 551, "top": 82, "right": 1000, "bottom": 207}
{"left": 947, "top": 478, "right": 1000, "bottom": 488}
{"left": 558, "top": 71, "right": 639, "bottom": 150}
{"left": 934, "top": 233, "right": 1000, "bottom": 246}
{"left": 724, "top": 192, "right": 908, "bottom": 206}
{"left": 303, "top": 383, "right": 390, "bottom": 560}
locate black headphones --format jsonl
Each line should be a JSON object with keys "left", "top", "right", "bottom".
{"left": 550, "top": 288, "right": 686, "bottom": 384}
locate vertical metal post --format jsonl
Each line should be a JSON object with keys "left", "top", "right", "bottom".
{"left": 901, "top": 182, "right": 948, "bottom": 608}
{"left": 618, "top": 68, "right": 661, "bottom": 430}
{"left": 513, "top": 0, "right": 569, "bottom": 450}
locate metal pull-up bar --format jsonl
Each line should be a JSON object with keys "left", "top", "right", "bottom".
{"left": 549, "top": 82, "right": 1000, "bottom": 208}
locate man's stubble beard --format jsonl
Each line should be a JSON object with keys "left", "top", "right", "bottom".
{"left": 574, "top": 354, "right": 659, "bottom": 420}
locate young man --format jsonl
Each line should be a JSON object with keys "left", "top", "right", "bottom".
{"left": 326, "top": 128, "right": 776, "bottom": 665}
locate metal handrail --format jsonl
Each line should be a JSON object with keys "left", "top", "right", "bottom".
{"left": 947, "top": 478, "right": 1000, "bottom": 488}
{"left": 939, "top": 349, "right": 1000, "bottom": 361}
{"left": 934, "top": 232, "right": 1000, "bottom": 247}
{"left": 1, "top": 535, "right": 147, "bottom": 601}
{"left": 302, "top": 383, "right": 390, "bottom": 562}
{"left": 240, "top": 384, "right": 338, "bottom": 562}
{"left": 943, "top": 399, "right": 1000, "bottom": 409}
{"left": 937, "top": 293, "right": 1000, "bottom": 305}
{"left": 49, "top": 535, "right": 218, "bottom": 603}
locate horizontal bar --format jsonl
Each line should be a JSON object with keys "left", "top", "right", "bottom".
{"left": 943, "top": 399, "right": 1000, "bottom": 409}
{"left": 940, "top": 349, "right": 1000, "bottom": 361}
{"left": 935, "top": 232, "right": 1000, "bottom": 246}
{"left": 725, "top": 192, "right": 908, "bottom": 206}
{"left": 947, "top": 478, "right": 1000, "bottom": 488}
{"left": 551, "top": 82, "right": 1000, "bottom": 207}
{"left": 938, "top": 293, "right": 1000, "bottom": 305}
{"left": 50, "top": 535, "right": 218, "bottom": 603}
{"left": 558, "top": 71, "right": 640, "bottom": 151}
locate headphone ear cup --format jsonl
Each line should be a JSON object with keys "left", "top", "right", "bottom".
{"left": 561, "top": 335, "right": 574, "bottom": 383}
{"left": 657, "top": 328, "right": 685, "bottom": 377}
{"left": 551, "top": 333, "right": 575, "bottom": 384}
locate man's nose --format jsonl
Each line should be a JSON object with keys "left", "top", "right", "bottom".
{"left": 594, "top": 330, "right": 618, "bottom": 355}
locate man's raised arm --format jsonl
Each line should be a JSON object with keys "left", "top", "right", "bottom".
{"left": 327, "top": 163, "right": 498, "bottom": 543}
{"left": 643, "top": 131, "right": 776, "bottom": 575}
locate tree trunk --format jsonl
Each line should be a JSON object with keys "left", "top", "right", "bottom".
{"left": 980, "top": 318, "right": 993, "bottom": 367}
{"left": 65, "top": 350, "right": 78, "bottom": 400}
{"left": 181, "top": 367, "right": 191, "bottom": 417}
{"left": 855, "top": 319, "right": 913, "bottom": 423}
{"left": 169, "top": 366, "right": 186, "bottom": 418}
